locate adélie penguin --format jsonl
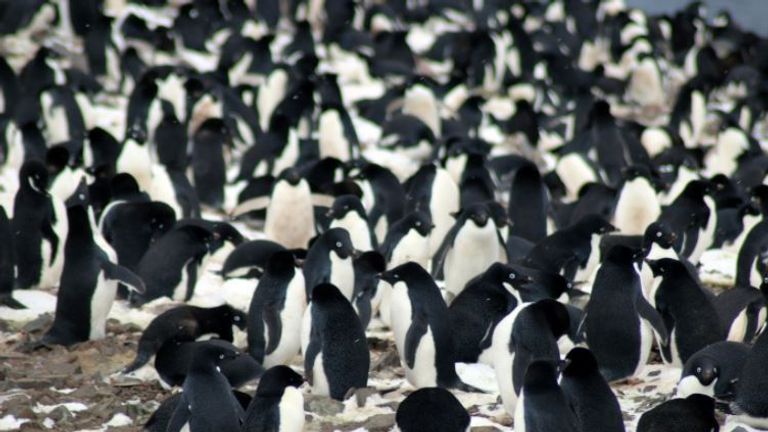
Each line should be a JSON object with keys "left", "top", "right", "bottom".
{"left": 303, "top": 227, "right": 357, "bottom": 300}
{"left": 395, "top": 387, "right": 470, "bottom": 432}
{"left": 242, "top": 365, "right": 305, "bottom": 432}
{"left": 0, "top": 205, "right": 23, "bottom": 308}
{"left": 637, "top": 394, "right": 719, "bottom": 432}
{"left": 247, "top": 251, "right": 307, "bottom": 368}
{"left": 301, "top": 283, "right": 369, "bottom": 400}
{"left": 514, "top": 360, "right": 581, "bottom": 432}
{"left": 560, "top": 347, "right": 626, "bottom": 432}
{"left": 381, "top": 262, "right": 482, "bottom": 391}
{"left": 326, "top": 194, "right": 376, "bottom": 252}
{"left": 677, "top": 341, "right": 750, "bottom": 401}
{"left": 42, "top": 185, "right": 145, "bottom": 346}
{"left": 165, "top": 343, "right": 245, "bottom": 432}
{"left": 732, "top": 320, "right": 768, "bottom": 429}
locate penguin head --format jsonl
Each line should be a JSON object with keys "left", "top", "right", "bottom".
{"left": 212, "top": 304, "right": 247, "bottom": 330}
{"left": 110, "top": 173, "right": 142, "bottom": 199}
{"left": 354, "top": 251, "right": 386, "bottom": 276}
{"left": 462, "top": 204, "right": 491, "bottom": 228}
{"left": 575, "top": 214, "right": 616, "bottom": 235}
{"left": 487, "top": 263, "right": 532, "bottom": 288}
{"left": 643, "top": 222, "right": 677, "bottom": 249}
{"left": 561, "top": 347, "right": 600, "bottom": 378}
{"left": 605, "top": 244, "right": 640, "bottom": 266}
{"left": 64, "top": 179, "right": 90, "bottom": 208}
{"left": 278, "top": 167, "right": 304, "bottom": 186}
{"left": 379, "top": 262, "right": 429, "bottom": 287}
{"left": 191, "top": 340, "right": 241, "bottom": 366}
{"left": 686, "top": 355, "right": 719, "bottom": 387}
{"left": 522, "top": 359, "right": 560, "bottom": 391}
{"left": 322, "top": 227, "right": 357, "bottom": 259}
{"left": 45, "top": 145, "right": 71, "bottom": 176}
{"left": 528, "top": 299, "right": 571, "bottom": 338}
{"left": 646, "top": 257, "right": 684, "bottom": 278}
{"left": 310, "top": 282, "right": 346, "bottom": 304}
{"left": 265, "top": 250, "right": 299, "bottom": 277}
{"left": 327, "top": 195, "right": 366, "bottom": 220}
{"left": 20, "top": 160, "right": 49, "bottom": 195}
{"left": 256, "top": 366, "right": 304, "bottom": 397}
{"left": 210, "top": 222, "right": 245, "bottom": 247}
{"left": 401, "top": 210, "right": 434, "bottom": 237}
{"left": 682, "top": 179, "right": 712, "bottom": 199}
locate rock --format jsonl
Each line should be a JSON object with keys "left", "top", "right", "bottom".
{"left": 48, "top": 405, "right": 73, "bottom": 423}
{"left": 304, "top": 394, "right": 344, "bottom": 416}
{"left": 22, "top": 313, "right": 53, "bottom": 333}
{"left": 372, "top": 350, "right": 400, "bottom": 371}
{"left": 354, "top": 387, "right": 379, "bottom": 407}
{"left": 471, "top": 427, "right": 503, "bottom": 432}
{"left": 359, "top": 413, "right": 396, "bottom": 431}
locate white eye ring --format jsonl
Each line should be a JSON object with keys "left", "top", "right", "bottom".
{"left": 656, "top": 232, "right": 662, "bottom": 238}
{"left": 415, "top": 221, "right": 421, "bottom": 227}
{"left": 233, "top": 316, "right": 240, "bottom": 322}
{"left": 509, "top": 273, "right": 515, "bottom": 280}
{"left": 336, "top": 242, "right": 342, "bottom": 248}
{"left": 696, "top": 366, "right": 702, "bottom": 374}
{"left": 219, "top": 354, "right": 224, "bottom": 360}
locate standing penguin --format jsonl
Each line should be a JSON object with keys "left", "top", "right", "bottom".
{"left": 264, "top": 168, "right": 315, "bottom": 249}
{"left": 326, "top": 195, "right": 376, "bottom": 252}
{"left": 0, "top": 205, "right": 23, "bottom": 308}
{"left": 303, "top": 228, "right": 357, "bottom": 300}
{"left": 657, "top": 179, "right": 716, "bottom": 264}
{"left": 301, "top": 283, "right": 369, "bottom": 400}
{"left": 514, "top": 360, "right": 581, "bottom": 432}
{"left": 677, "top": 341, "right": 750, "bottom": 401}
{"left": 380, "top": 210, "right": 434, "bottom": 269}
{"left": 433, "top": 203, "right": 506, "bottom": 301}
{"left": 637, "top": 394, "right": 719, "bottom": 432}
{"left": 561, "top": 347, "right": 626, "bottom": 432}
{"left": 735, "top": 220, "right": 768, "bottom": 289}
{"left": 12, "top": 160, "right": 68, "bottom": 290}
{"left": 381, "top": 262, "right": 474, "bottom": 390}
{"left": 395, "top": 387, "right": 470, "bottom": 432}
{"left": 42, "top": 190, "right": 145, "bottom": 346}
{"left": 733, "top": 321, "right": 768, "bottom": 428}
{"left": 649, "top": 258, "right": 725, "bottom": 366}
{"left": 242, "top": 366, "right": 305, "bottom": 432}
{"left": 403, "top": 164, "right": 460, "bottom": 255}
{"left": 613, "top": 166, "right": 661, "bottom": 235}
{"left": 248, "top": 251, "right": 307, "bottom": 368}
{"left": 584, "top": 245, "right": 668, "bottom": 382}
{"left": 714, "top": 285, "right": 766, "bottom": 343}
{"left": 192, "top": 118, "right": 229, "bottom": 209}
{"left": 166, "top": 343, "right": 244, "bottom": 432}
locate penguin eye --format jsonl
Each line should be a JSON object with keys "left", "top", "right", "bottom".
{"left": 415, "top": 221, "right": 421, "bottom": 227}
{"left": 509, "top": 273, "right": 515, "bottom": 280}
{"left": 656, "top": 232, "right": 662, "bottom": 238}
{"left": 713, "top": 367, "right": 719, "bottom": 374}
{"left": 335, "top": 241, "right": 342, "bottom": 248}
{"left": 219, "top": 354, "right": 224, "bottom": 360}
{"left": 233, "top": 316, "right": 241, "bottom": 322}
{"left": 696, "top": 366, "right": 702, "bottom": 374}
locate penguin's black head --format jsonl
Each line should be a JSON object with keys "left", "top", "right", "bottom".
{"left": 192, "top": 340, "right": 241, "bottom": 365}
{"left": 327, "top": 195, "right": 366, "bottom": 220}
{"left": 311, "top": 282, "right": 346, "bottom": 304}
{"left": 686, "top": 355, "right": 719, "bottom": 386}
{"left": 683, "top": 179, "right": 712, "bottom": 198}
{"left": 561, "top": 347, "right": 599, "bottom": 378}
{"left": 646, "top": 258, "right": 684, "bottom": 278}
{"left": 403, "top": 210, "right": 434, "bottom": 237}
{"left": 523, "top": 360, "right": 560, "bottom": 390}
{"left": 279, "top": 167, "right": 303, "bottom": 186}
{"left": 576, "top": 214, "right": 616, "bottom": 235}
{"left": 487, "top": 263, "right": 532, "bottom": 287}
{"left": 211, "top": 222, "right": 245, "bottom": 246}
{"left": 45, "top": 145, "right": 70, "bottom": 175}
{"left": 379, "top": 262, "right": 426, "bottom": 286}
{"left": 606, "top": 244, "right": 640, "bottom": 266}
{"left": 195, "top": 118, "right": 231, "bottom": 142}
{"left": 110, "top": 173, "right": 141, "bottom": 198}
{"left": 643, "top": 222, "right": 677, "bottom": 249}
{"left": 529, "top": 299, "right": 571, "bottom": 338}
{"left": 213, "top": 304, "right": 247, "bottom": 330}
{"left": 265, "top": 250, "right": 298, "bottom": 277}
{"left": 354, "top": 251, "right": 386, "bottom": 275}
{"left": 256, "top": 366, "right": 304, "bottom": 397}
{"left": 148, "top": 203, "right": 176, "bottom": 234}
{"left": 64, "top": 179, "right": 90, "bottom": 208}
{"left": 323, "top": 227, "right": 356, "bottom": 259}
{"left": 464, "top": 204, "right": 490, "bottom": 227}
{"left": 20, "top": 160, "right": 49, "bottom": 195}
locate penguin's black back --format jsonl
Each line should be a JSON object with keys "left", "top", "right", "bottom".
{"left": 395, "top": 387, "right": 469, "bottom": 432}
{"left": 637, "top": 394, "right": 718, "bottom": 432}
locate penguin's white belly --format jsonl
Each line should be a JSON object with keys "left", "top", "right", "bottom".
{"left": 89, "top": 273, "right": 118, "bottom": 340}
{"left": 311, "top": 352, "right": 331, "bottom": 397}
{"left": 116, "top": 141, "right": 153, "bottom": 192}
{"left": 429, "top": 170, "right": 460, "bottom": 256}
{"left": 331, "top": 213, "right": 372, "bottom": 251}
{"left": 265, "top": 275, "right": 307, "bottom": 367}
{"left": 278, "top": 387, "right": 305, "bottom": 432}
{"left": 390, "top": 231, "right": 430, "bottom": 269}
{"left": 513, "top": 390, "right": 526, "bottom": 432}
{"left": 613, "top": 179, "right": 660, "bottom": 235}
{"left": 41, "top": 198, "right": 68, "bottom": 288}
{"left": 148, "top": 166, "right": 182, "bottom": 217}
{"left": 635, "top": 319, "right": 654, "bottom": 377}
{"left": 444, "top": 224, "right": 499, "bottom": 297}
{"left": 689, "top": 198, "right": 717, "bottom": 263}
{"left": 403, "top": 327, "right": 438, "bottom": 389}
{"left": 727, "top": 309, "right": 749, "bottom": 342}
{"left": 329, "top": 254, "right": 354, "bottom": 300}
{"left": 264, "top": 182, "right": 314, "bottom": 249}
{"left": 676, "top": 375, "right": 715, "bottom": 398}
{"left": 318, "top": 110, "right": 350, "bottom": 161}
{"left": 575, "top": 234, "right": 601, "bottom": 282}
{"left": 495, "top": 351, "right": 518, "bottom": 415}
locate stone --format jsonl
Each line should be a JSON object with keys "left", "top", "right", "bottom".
{"left": 304, "top": 394, "right": 344, "bottom": 416}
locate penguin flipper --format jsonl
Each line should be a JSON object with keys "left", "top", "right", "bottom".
{"left": 102, "top": 262, "right": 146, "bottom": 294}
{"left": 263, "top": 302, "right": 283, "bottom": 355}
{"left": 404, "top": 311, "right": 428, "bottom": 369}
{"left": 431, "top": 223, "right": 460, "bottom": 279}
{"left": 304, "top": 333, "right": 321, "bottom": 386}
{"left": 230, "top": 196, "right": 272, "bottom": 219}
{"left": 636, "top": 295, "right": 669, "bottom": 344}
{"left": 40, "top": 219, "right": 59, "bottom": 264}
{"left": 166, "top": 392, "right": 191, "bottom": 432}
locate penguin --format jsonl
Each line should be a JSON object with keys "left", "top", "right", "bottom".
{"left": 613, "top": 166, "right": 661, "bottom": 235}
{"left": 637, "top": 394, "right": 719, "bottom": 432}
{"left": 395, "top": 387, "right": 470, "bottom": 432}
{"left": 303, "top": 227, "right": 357, "bottom": 300}
{"left": 301, "top": 283, "right": 369, "bottom": 400}
{"left": 242, "top": 365, "right": 305, "bottom": 432}
{"left": 402, "top": 164, "right": 460, "bottom": 255}
{"left": 523, "top": 214, "right": 616, "bottom": 283}
{"left": 12, "top": 160, "right": 68, "bottom": 290}
{"left": 657, "top": 179, "right": 715, "bottom": 264}
{"left": 432, "top": 203, "right": 506, "bottom": 301}
{"left": 380, "top": 210, "right": 433, "bottom": 269}
{"left": 42, "top": 189, "right": 145, "bottom": 346}
{"left": 165, "top": 343, "right": 244, "bottom": 432}
{"left": 192, "top": 118, "right": 229, "bottom": 209}
{"left": 733, "top": 321, "right": 768, "bottom": 428}
{"left": 350, "top": 162, "right": 406, "bottom": 242}
{"left": 514, "top": 360, "right": 581, "bottom": 432}
{"left": 584, "top": 245, "right": 668, "bottom": 382}
{"left": 649, "top": 258, "right": 725, "bottom": 366}
{"left": 326, "top": 195, "right": 376, "bottom": 252}
{"left": 220, "top": 240, "right": 288, "bottom": 280}
{"left": 714, "top": 285, "right": 766, "bottom": 343}
{"left": 247, "top": 251, "right": 307, "bottom": 368}
{"left": 490, "top": 299, "right": 571, "bottom": 415}
{"left": 627, "top": 54, "right": 665, "bottom": 108}
{"left": 154, "top": 339, "right": 264, "bottom": 388}
{"left": 351, "top": 251, "right": 386, "bottom": 329}
{"left": 448, "top": 263, "right": 533, "bottom": 363}
{"left": 677, "top": 341, "right": 750, "bottom": 401}
{"left": 560, "top": 347, "right": 626, "bottom": 432}
{"left": 124, "top": 304, "right": 247, "bottom": 373}
{"left": 381, "top": 262, "right": 479, "bottom": 391}
{"left": 0, "top": 205, "right": 23, "bottom": 309}
{"left": 131, "top": 223, "right": 214, "bottom": 305}
{"left": 735, "top": 220, "right": 768, "bottom": 289}
{"left": 146, "top": 391, "right": 252, "bottom": 432}
{"left": 508, "top": 162, "right": 549, "bottom": 243}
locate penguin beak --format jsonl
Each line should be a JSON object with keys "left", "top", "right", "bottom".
{"left": 351, "top": 249, "right": 362, "bottom": 259}
{"left": 558, "top": 358, "right": 572, "bottom": 374}
{"left": 699, "top": 369, "right": 716, "bottom": 386}
{"left": 519, "top": 275, "right": 534, "bottom": 285}
{"left": 379, "top": 272, "right": 395, "bottom": 285}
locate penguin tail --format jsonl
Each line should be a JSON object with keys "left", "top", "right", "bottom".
{"left": 122, "top": 352, "right": 151, "bottom": 374}
{"left": 0, "top": 294, "right": 26, "bottom": 309}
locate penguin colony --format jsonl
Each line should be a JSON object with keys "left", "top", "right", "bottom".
{"left": 3, "top": 0, "right": 768, "bottom": 431}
